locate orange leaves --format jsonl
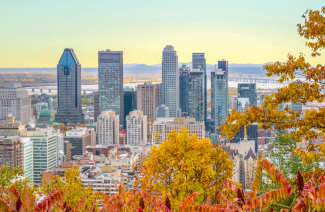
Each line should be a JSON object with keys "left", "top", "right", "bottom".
{"left": 180, "top": 192, "right": 200, "bottom": 211}
{"left": 33, "top": 190, "right": 66, "bottom": 212}
{"left": 261, "top": 160, "right": 292, "bottom": 196}
{"left": 298, "top": 6, "right": 325, "bottom": 56}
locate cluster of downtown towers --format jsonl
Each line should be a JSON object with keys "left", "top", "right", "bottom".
{"left": 54, "top": 46, "right": 228, "bottom": 134}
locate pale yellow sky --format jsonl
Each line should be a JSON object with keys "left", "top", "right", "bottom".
{"left": 0, "top": 0, "right": 324, "bottom": 67}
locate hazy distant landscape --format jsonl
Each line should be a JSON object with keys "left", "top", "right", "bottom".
{"left": 0, "top": 63, "right": 271, "bottom": 75}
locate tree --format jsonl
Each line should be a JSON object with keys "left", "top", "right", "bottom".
{"left": 31, "top": 98, "right": 40, "bottom": 105}
{"left": 220, "top": 6, "right": 325, "bottom": 165}
{"left": 0, "top": 165, "right": 24, "bottom": 196}
{"left": 41, "top": 164, "right": 98, "bottom": 210}
{"left": 137, "top": 127, "right": 233, "bottom": 208}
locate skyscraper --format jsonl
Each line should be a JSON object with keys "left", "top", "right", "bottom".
{"left": 124, "top": 88, "right": 137, "bottom": 125}
{"left": 55, "top": 48, "right": 84, "bottom": 124}
{"left": 211, "top": 69, "right": 227, "bottom": 134}
{"left": 192, "top": 53, "right": 207, "bottom": 122}
{"left": 98, "top": 49, "right": 124, "bottom": 127}
{"left": 97, "top": 111, "right": 119, "bottom": 146}
{"left": 93, "top": 91, "right": 99, "bottom": 122}
{"left": 126, "top": 110, "right": 147, "bottom": 146}
{"left": 238, "top": 83, "right": 257, "bottom": 107}
{"left": 179, "top": 64, "right": 190, "bottom": 116}
{"left": 137, "top": 82, "right": 160, "bottom": 122}
{"left": 189, "top": 70, "right": 205, "bottom": 121}
{"left": 162, "top": 45, "right": 180, "bottom": 118}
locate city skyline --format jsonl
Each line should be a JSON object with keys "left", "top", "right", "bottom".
{"left": 0, "top": 0, "right": 324, "bottom": 68}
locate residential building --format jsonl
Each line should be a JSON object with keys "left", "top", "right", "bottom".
{"left": 119, "top": 134, "right": 126, "bottom": 145}
{"left": 98, "top": 49, "right": 124, "bottom": 127}
{"left": 156, "top": 105, "right": 169, "bottom": 118}
{"left": 238, "top": 83, "right": 257, "bottom": 107}
{"left": 0, "top": 115, "right": 25, "bottom": 136}
{"left": 179, "top": 64, "right": 190, "bottom": 116}
{"left": 136, "top": 82, "right": 160, "bottom": 122}
{"left": 85, "top": 145, "right": 117, "bottom": 157}
{"left": 0, "top": 136, "right": 22, "bottom": 168}
{"left": 192, "top": 53, "right": 207, "bottom": 122}
{"left": 162, "top": 45, "right": 180, "bottom": 118}
{"left": 126, "top": 110, "right": 147, "bottom": 146}
{"left": 93, "top": 91, "right": 99, "bottom": 122}
{"left": 0, "top": 83, "right": 31, "bottom": 124}
{"left": 189, "top": 70, "right": 205, "bottom": 122}
{"left": 97, "top": 111, "right": 119, "bottom": 146}
{"left": 124, "top": 88, "right": 137, "bottom": 126}
{"left": 55, "top": 48, "right": 84, "bottom": 124}
{"left": 87, "top": 128, "right": 96, "bottom": 146}
{"left": 20, "top": 128, "right": 63, "bottom": 185}
{"left": 211, "top": 69, "right": 227, "bottom": 134}
{"left": 64, "top": 128, "right": 91, "bottom": 157}
{"left": 152, "top": 118, "right": 205, "bottom": 144}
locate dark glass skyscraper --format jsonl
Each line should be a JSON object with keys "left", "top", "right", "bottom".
{"left": 55, "top": 48, "right": 84, "bottom": 124}
{"left": 238, "top": 83, "right": 257, "bottom": 107}
{"left": 98, "top": 49, "right": 124, "bottom": 126}
{"left": 192, "top": 53, "right": 206, "bottom": 122}
{"left": 189, "top": 71, "right": 205, "bottom": 121}
{"left": 179, "top": 64, "right": 189, "bottom": 116}
{"left": 123, "top": 88, "right": 137, "bottom": 126}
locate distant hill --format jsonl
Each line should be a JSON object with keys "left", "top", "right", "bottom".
{"left": 0, "top": 62, "right": 272, "bottom": 75}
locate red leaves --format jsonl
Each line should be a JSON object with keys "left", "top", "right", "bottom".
{"left": 179, "top": 192, "right": 200, "bottom": 212}
{"left": 33, "top": 190, "right": 65, "bottom": 212}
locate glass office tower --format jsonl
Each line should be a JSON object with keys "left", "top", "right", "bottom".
{"left": 179, "top": 64, "right": 190, "bottom": 116}
{"left": 189, "top": 71, "right": 205, "bottom": 121}
{"left": 192, "top": 53, "right": 206, "bottom": 122}
{"left": 162, "top": 45, "right": 180, "bottom": 117}
{"left": 98, "top": 49, "right": 124, "bottom": 127}
{"left": 123, "top": 88, "right": 137, "bottom": 126}
{"left": 211, "top": 69, "right": 227, "bottom": 134}
{"left": 55, "top": 48, "right": 84, "bottom": 124}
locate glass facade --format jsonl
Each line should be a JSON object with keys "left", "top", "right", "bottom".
{"left": 98, "top": 50, "right": 124, "bottom": 126}
{"left": 192, "top": 53, "right": 206, "bottom": 122}
{"left": 55, "top": 48, "right": 84, "bottom": 124}
{"left": 123, "top": 88, "right": 137, "bottom": 127}
{"left": 238, "top": 83, "right": 257, "bottom": 107}
{"left": 179, "top": 64, "right": 189, "bottom": 116}
{"left": 189, "top": 71, "right": 205, "bottom": 121}
{"left": 211, "top": 70, "right": 227, "bottom": 134}
{"left": 232, "top": 125, "right": 258, "bottom": 152}
{"left": 162, "top": 45, "right": 180, "bottom": 118}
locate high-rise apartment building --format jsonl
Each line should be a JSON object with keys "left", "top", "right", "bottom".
{"left": 20, "top": 128, "right": 63, "bottom": 185}
{"left": 238, "top": 83, "right": 257, "bottom": 107}
{"left": 152, "top": 118, "right": 205, "bottom": 144}
{"left": 179, "top": 64, "right": 190, "bottom": 116}
{"left": 0, "top": 83, "right": 31, "bottom": 124}
{"left": 189, "top": 70, "right": 205, "bottom": 122}
{"left": 55, "top": 48, "right": 84, "bottom": 124}
{"left": 124, "top": 88, "right": 137, "bottom": 126}
{"left": 93, "top": 91, "right": 99, "bottom": 122}
{"left": 192, "top": 53, "right": 207, "bottom": 122}
{"left": 162, "top": 45, "right": 180, "bottom": 118}
{"left": 97, "top": 111, "right": 119, "bottom": 146}
{"left": 126, "top": 110, "right": 147, "bottom": 146}
{"left": 65, "top": 128, "right": 91, "bottom": 157}
{"left": 137, "top": 82, "right": 160, "bottom": 122}
{"left": 0, "top": 136, "right": 22, "bottom": 168}
{"left": 98, "top": 49, "right": 124, "bottom": 127}
{"left": 211, "top": 69, "right": 228, "bottom": 134}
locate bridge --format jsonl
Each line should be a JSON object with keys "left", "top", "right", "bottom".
{"left": 228, "top": 77, "right": 290, "bottom": 84}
